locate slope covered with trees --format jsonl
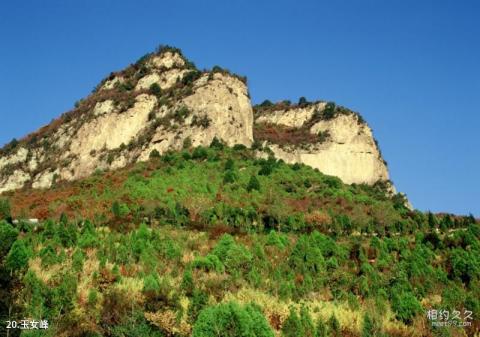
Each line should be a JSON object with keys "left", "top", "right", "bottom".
{"left": 0, "top": 142, "right": 479, "bottom": 337}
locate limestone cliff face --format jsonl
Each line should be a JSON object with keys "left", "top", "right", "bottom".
{"left": 0, "top": 48, "right": 253, "bottom": 192}
{"left": 0, "top": 47, "right": 392, "bottom": 194}
{"left": 254, "top": 102, "right": 390, "bottom": 185}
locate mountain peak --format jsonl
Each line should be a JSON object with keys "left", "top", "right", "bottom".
{"left": 0, "top": 46, "right": 390, "bottom": 194}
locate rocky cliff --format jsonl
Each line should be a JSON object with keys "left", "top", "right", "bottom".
{"left": 0, "top": 46, "right": 391, "bottom": 193}
{"left": 0, "top": 47, "right": 253, "bottom": 193}
{"left": 253, "top": 101, "right": 390, "bottom": 185}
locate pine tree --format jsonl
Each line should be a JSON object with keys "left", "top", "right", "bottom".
{"left": 327, "top": 314, "right": 341, "bottom": 337}
{"left": 5, "top": 240, "right": 30, "bottom": 271}
{"left": 0, "top": 198, "right": 11, "bottom": 220}
{"left": 282, "top": 307, "right": 303, "bottom": 337}
{"left": 247, "top": 175, "right": 261, "bottom": 192}
{"left": 316, "top": 317, "right": 327, "bottom": 337}
{"left": 0, "top": 220, "right": 18, "bottom": 257}
{"left": 428, "top": 212, "right": 438, "bottom": 229}
{"left": 300, "top": 306, "right": 315, "bottom": 337}
{"left": 362, "top": 313, "right": 377, "bottom": 337}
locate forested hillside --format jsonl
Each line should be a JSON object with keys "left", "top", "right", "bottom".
{"left": 1, "top": 143, "right": 478, "bottom": 336}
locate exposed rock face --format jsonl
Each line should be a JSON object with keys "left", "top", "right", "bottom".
{"left": 0, "top": 47, "right": 392, "bottom": 193}
{"left": 254, "top": 102, "right": 389, "bottom": 185}
{"left": 0, "top": 48, "right": 254, "bottom": 192}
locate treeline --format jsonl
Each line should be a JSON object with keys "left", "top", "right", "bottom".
{"left": 0, "top": 209, "right": 478, "bottom": 336}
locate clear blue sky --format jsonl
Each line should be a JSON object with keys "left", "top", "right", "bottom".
{"left": 0, "top": 0, "right": 479, "bottom": 216}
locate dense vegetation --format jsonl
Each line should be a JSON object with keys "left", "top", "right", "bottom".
{"left": 1, "top": 143, "right": 479, "bottom": 337}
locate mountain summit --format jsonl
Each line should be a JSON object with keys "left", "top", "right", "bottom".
{"left": 0, "top": 46, "right": 390, "bottom": 193}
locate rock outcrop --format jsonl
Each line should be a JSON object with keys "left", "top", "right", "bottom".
{"left": 0, "top": 46, "right": 392, "bottom": 193}
{"left": 254, "top": 102, "right": 390, "bottom": 185}
{"left": 0, "top": 47, "right": 253, "bottom": 192}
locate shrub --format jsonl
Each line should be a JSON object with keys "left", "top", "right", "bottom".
{"left": 449, "top": 248, "right": 480, "bottom": 284}
{"left": 192, "top": 254, "right": 224, "bottom": 273}
{"left": 149, "top": 149, "right": 161, "bottom": 159}
{"left": 210, "top": 137, "right": 224, "bottom": 149}
{"left": 174, "top": 106, "right": 190, "bottom": 122}
{"left": 233, "top": 144, "right": 247, "bottom": 151}
{"left": 72, "top": 249, "right": 85, "bottom": 272}
{"left": 282, "top": 307, "right": 303, "bottom": 337}
{"left": 266, "top": 231, "right": 289, "bottom": 249}
{"left": 391, "top": 290, "right": 422, "bottom": 324}
{"left": 323, "top": 102, "right": 336, "bottom": 119}
{"left": 143, "top": 273, "right": 161, "bottom": 294}
{"left": 316, "top": 318, "right": 327, "bottom": 337}
{"left": 0, "top": 220, "right": 18, "bottom": 257}
{"left": 362, "top": 313, "right": 381, "bottom": 337}
{"left": 181, "top": 268, "right": 194, "bottom": 295}
{"left": 224, "top": 243, "right": 253, "bottom": 276}
{"left": 5, "top": 239, "right": 30, "bottom": 271}
{"left": 247, "top": 175, "right": 261, "bottom": 192}
{"left": 39, "top": 244, "right": 59, "bottom": 267}
{"left": 192, "top": 301, "right": 274, "bottom": 337}
{"left": 224, "top": 158, "right": 235, "bottom": 171}
{"left": 298, "top": 97, "right": 308, "bottom": 106}
{"left": 211, "top": 234, "right": 236, "bottom": 259}
{"left": 192, "top": 146, "right": 209, "bottom": 160}
{"left": 78, "top": 222, "right": 98, "bottom": 249}
{"left": 52, "top": 272, "right": 78, "bottom": 313}
{"left": 183, "top": 137, "right": 192, "bottom": 149}
{"left": 300, "top": 306, "right": 315, "bottom": 337}
{"left": 112, "top": 201, "right": 130, "bottom": 218}
{"left": 259, "top": 100, "right": 273, "bottom": 107}
{"left": 258, "top": 162, "right": 273, "bottom": 176}
{"left": 289, "top": 234, "right": 325, "bottom": 277}
{"left": 188, "top": 288, "right": 209, "bottom": 323}
{"left": 57, "top": 222, "right": 78, "bottom": 247}
{"left": 191, "top": 115, "right": 212, "bottom": 128}
{"left": 182, "top": 70, "right": 202, "bottom": 85}
{"left": 223, "top": 170, "right": 237, "bottom": 184}
{"left": 327, "top": 314, "right": 341, "bottom": 337}
{"left": 88, "top": 289, "right": 98, "bottom": 307}
{"left": 0, "top": 198, "right": 11, "bottom": 220}
{"left": 149, "top": 83, "right": 162, "bottom": 97}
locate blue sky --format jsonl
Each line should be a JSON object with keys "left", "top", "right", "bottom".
{"left": 0, "top": 0, "right": 479, "bottom": 215}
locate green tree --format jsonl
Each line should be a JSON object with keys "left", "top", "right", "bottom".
{"left": 188, "top": 288, "right": 208, "bottom": 323}
{"left": 149, "top": 149, "right": 161, "bottom": 159}
{"left": 181, "top": 268, "right": 194, "bottom": 295}
{"left": 0, "top": 220, "right": 18, "bottom": 257}
{"left": 298, "top": 97, "right": 308, "bottom": 106}
{"left": 149, "top": 83, "right": 162, "bottom": 97}
{"left": 5, "top": 240, "right": 30, "bottom": 271}
{"left": 282, "top": 307, "right": 303, "bottom": 337}
{"left": 300, "top": 306, "right": 315, "bottom": 337}
{"left": 362, "top": 313, "right": 380, "bottom": 337}
{"left": 223, "top": 170, "right": 237, "bottom": 184}
{"left": 323, "top": 102, "right": 336, "bottom": 119}
{"left": 0, "top": 198, "right": 11, "bottom": 220}
{"left": 428, "top": 212, "right": 438, "bottom": 229}
{"left": 247, "top": 175, "right": 261, "bottom": 192}
{"left": 315, "top": 318, "right": 327, "bottom": 337}
{"left": 72, "top": 249, "right": 85, "bottom": 272}
{"left": 192, "top": 301, "right": 274, "bottom": 337}
{"left": 327, "top": 315, "right": 341, "bottom": 337}
{"left": 259, "top": 100, "right": 273, "bottom": 107}
{"left": 391, "top": 290, "right": 422, "bottom": 324}
{"left": 112, "top": 201, "right": 130, "bottom": 218}
{"left": 225, "top": 158, "right": 235, "bottom": 171}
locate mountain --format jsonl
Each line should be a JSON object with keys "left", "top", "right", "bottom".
{"left": 1, "top": 46, "right": 479, "bottom": 337}
{"left": 0, "top": 46, "right": 391, "bottom": 194}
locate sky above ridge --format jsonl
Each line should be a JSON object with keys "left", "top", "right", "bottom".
{"left": 0, "top": 0, "right": 479, "bottom": 216}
